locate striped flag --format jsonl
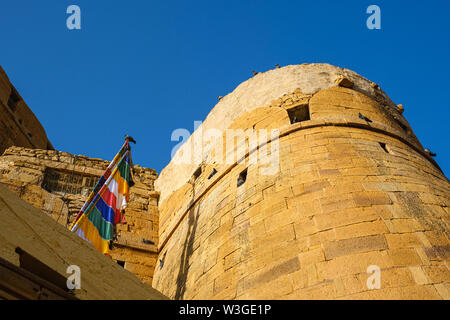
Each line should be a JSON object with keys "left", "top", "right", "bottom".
{"left": 69, "top": 140, "right": 130, "bottom": 231}
{"left": 71, "top": 152, "right": 134, "bottom": 255}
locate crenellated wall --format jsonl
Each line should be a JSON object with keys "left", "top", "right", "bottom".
{"left": 152, "top": 64, "right": 450, "bottom": 300}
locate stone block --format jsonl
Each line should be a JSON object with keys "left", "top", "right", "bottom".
{"left": 385, "top": 233, "right": 421, "bottom": 249}
{"left": 299, "top": 247, "right": 325, "bottom": 267}
{"left": 314, "top": 207, "right": 378, "bottom": 230}
{"left": 408, "top": 266, "right": 429, "bottom": 285}
{"left": 323, "top": 235, "right": 388, "bottom": 260}
{"left": 352, "top": 191, "right": 393, "bottom": 207}
{"left": 391, "top": 219, "right": 425, "bottom": 233}
{"left": 389, "top": 248, "right": 423, "bottom": 267}
{"left": 334, "top": 220, "right": 389, "bottom": 240}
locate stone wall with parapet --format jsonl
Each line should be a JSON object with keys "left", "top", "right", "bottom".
{"left": 0, "top": 66, "right": 53, "bottom": 155}
{"left": 0, "top": 146, "right": 159, "bottom": 285}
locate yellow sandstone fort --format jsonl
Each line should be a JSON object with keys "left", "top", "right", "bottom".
{"left": 0, "top": 63, "right": 449, "bottom": 299}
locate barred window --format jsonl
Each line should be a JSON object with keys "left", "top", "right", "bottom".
{"left": 84, "top": 176, "right": 97, "bottom": 189}
{"left": 42, "top": 168, "right": 99, "bottom": 196}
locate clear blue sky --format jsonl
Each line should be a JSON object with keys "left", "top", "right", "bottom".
{"left": 1, "top": 1, "right": 449, "bottom": 176}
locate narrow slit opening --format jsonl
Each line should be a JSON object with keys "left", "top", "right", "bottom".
{"left": 7, "top": 87, "right": 20, "bottom": 112}
{"left": 237, "top": 168, "right": 247, "bottom": 187}
{"left": 379, "top": 142, "right": 390, "bottom": 154}
{"left": 193, "top": 166, "right": 202, "bottom": 181}
{"left": 208, "top": 168, "right": 217, "bottom": 179}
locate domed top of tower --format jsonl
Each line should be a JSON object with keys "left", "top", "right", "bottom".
{"left": 203, "top": 63, "right": 397, "bottom": 136}
{"left": 155, "top": 63, "right": 411, "bottom": 203}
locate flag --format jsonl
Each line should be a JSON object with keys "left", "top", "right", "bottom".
{"left": 70, "top": 140, "right": 130, "bottom": 230}
{"left": 71, "top": 151, "right": 134, "bottom": 255}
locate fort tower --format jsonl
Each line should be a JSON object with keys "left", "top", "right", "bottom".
{"left": 152, "top": 63, "right": 449, "bottom": 299}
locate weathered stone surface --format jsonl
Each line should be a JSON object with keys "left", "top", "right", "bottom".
{"left": 152, "top": 64, "right": 449, "bottom": 300}
{"left": 0, "top": 146, "right": 159, "bottom": 285}
{"left": 323, "top": 235, "right": 388, "bottom": 260}
{"left": 335, "top": 75, "right": 354, "bottom": 88}
{"left": 0, "top": 184, "right": 167, "bottom": 300}
{"left": 156, "top": 63, "right": 407, "bottom": 205}
{"left": 2, "top": 63, "right": 449, "bottom": 300}
{"left": 0, "top": 66, "right": 53, "bottom": 155}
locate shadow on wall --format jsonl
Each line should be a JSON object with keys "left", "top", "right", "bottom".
{"left": 174, "top": 202, "right": 201, "bottom": 300}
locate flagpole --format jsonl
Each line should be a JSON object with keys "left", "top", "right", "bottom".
{"left": 69, "top": 139, "right": 130, "bottom": 230}
{"left": 71, "top": 149, "right": 130, "bottom": 234}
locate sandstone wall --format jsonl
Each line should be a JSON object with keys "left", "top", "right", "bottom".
{"left": 152, "top": 64, "right": 450, "bottom": 299}
{"left": 0, "top": 146, "right": 159, "bottom": 285}
{"left": 0, "top": 66, "right": 53, "bottom": 155}
{"left": 155, "top": 63, "right": 409, "bottom": 204}
{"left": 0, "top": 184, "right": 167, "bottom": 300}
